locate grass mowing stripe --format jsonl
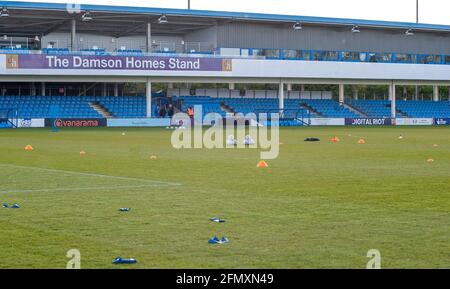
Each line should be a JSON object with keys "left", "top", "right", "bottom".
{"left": 0, "top": 184, "right": 176, "bottom": 194}
{"left": 0, "top": 163, "right": 181, "bottom": 186}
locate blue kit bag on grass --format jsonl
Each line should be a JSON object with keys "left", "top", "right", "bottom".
{"left": 210, "top": 217, "right": 226, "bottom": 223}
{"left": 112, "top": 257, "right": 137, "bottom": 264}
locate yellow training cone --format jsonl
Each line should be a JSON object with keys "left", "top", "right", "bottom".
{"left": 79, "top": 151, "right": 86, "bottom": 155}
{"left": 150, "top": 155, "right": 157, "bottom": 160}
{"left": 24, "top": 145, "right": 34, "bottom": 151}
{"left": 427, "top": 158, "right": 434, "bottom": 164}
{"left": 257, "top": 160, "right": 268, "bottom": 168}
{"left": 433, "top": 144, "right": 439, "bottom": 148}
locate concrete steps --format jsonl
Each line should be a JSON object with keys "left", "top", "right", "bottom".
{"left": 342, "top": 102, "right": 369, "bottom": 117}
{"left": 300, "top": 103, "right": 323, "bottom": 117}
{"left": 89, "top": 102, "right": 114, "bottom": 118}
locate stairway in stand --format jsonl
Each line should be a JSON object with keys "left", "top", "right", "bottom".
{"left": 342, "top": 102, "right": 369, "bottom": 117}
{"left": 89, "top": 101, "right": 115, "bottom": 118}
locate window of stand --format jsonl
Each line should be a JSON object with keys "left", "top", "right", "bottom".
{"left": 252, "top": 49, "right": 448, "bottom": 65}
{"left": 342, "top": 51, "right": 360, "bottom": 62}
{"left": 445, "top": 55, "right": 450, "bottom": 64}
{"left": 395, "top": 53, "right": 413, "bottom": 63}
{"left": 284, "top": 49, "right": 301, "bottom": 59}
{"left": 283, "top": 49, "right": 312, "bottom": 60}
{"left": 367, "top": 52, "right": 392, "bottom": 63}
{"left": 252, "top": 49, "right": 280, "bottom": 58}
{"left": 418, "top": 54, "right": 441, "bottom": 64}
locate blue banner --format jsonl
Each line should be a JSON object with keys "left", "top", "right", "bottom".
{"left": 434, "top": 118, "right": 450, "bottom": 125}
{"left": 345, "top": 118, "right": 392, "bottom": 126}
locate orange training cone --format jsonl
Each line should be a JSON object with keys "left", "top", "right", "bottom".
{"left": 358, "top": 138, "right": 366, "bottom": 144}
{"left": 330, "top": 137, "right": 340, "bottom": 143}
{"left": 24, "top": 145, "right": 33, "bottom": 151}
{"left": 257, "top": 160, "right": 268, "bottom": 168}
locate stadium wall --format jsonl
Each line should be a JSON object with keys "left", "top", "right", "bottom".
{"left": 217, "top": 22, "right": 450, "bottom": 54}
{"left": 42, "top": 33, "right": 184, "bottom": 52}
{"left": 184, "top": 27, "right": 218, "bottom": 51}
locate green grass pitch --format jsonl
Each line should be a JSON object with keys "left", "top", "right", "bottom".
{"left": 0, "top": 126, "right": 449, "bottom": 268}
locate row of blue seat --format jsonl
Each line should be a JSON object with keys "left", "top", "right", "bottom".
{"left": 1, "top": 95, "right": 449, "bottom": 119}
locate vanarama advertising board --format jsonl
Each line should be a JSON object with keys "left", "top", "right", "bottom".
{"left": 45, "top": 118, "right": 107, "bottom": 127}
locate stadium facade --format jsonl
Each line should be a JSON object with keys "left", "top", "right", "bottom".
{"left": 0, "top": 1, "right": 450, "bottom": 127}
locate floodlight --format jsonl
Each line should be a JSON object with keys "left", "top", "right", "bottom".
{"left": 293, "top": 21, "right": 302, "bottom": 31}
{"left": 82, "top": 11, "right": 93, "bottom": 22}
{"left": 405, "top": 29, "right": 414, "bottom": 36}
{"left": 0, "top": 7, "right": 9, "bottom": 17}
{"left": 158, "top": 14, "right": 168, "bottom": 24}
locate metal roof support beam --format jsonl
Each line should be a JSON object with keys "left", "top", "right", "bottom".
{"left": 43, "top": 19, "right": 70, "bottom": 36}
{"left": 115, "top": 22, "right": 147, "bottom": 38}
{"left": 433, "top": 85, "right": 439, "bottom": 101}
{"left": 146, "top": 78, "right": 152, "bottom": 118}
{"left": 390, "top": 82, "right": 396, "bottom": 118}
{"left": 114, "top": 83, "right": 119, "bottom": 97}
{"left": 71, "top": 18, "right": 77, "bottom": 51}
{"left": 279, "top": 81, "right": 284, "bottom": 114}
{"left": 41, "top": 82, "right": 46, "bottom": 96}
{"left": 339, "top": 83, "right": 345, "bottom": 103}
{"left": 146, "top": 22, "right": 152, "bottom": 53}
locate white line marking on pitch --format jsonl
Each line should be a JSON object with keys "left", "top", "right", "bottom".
{"left": 0, "top": 164, "right": 181, "bottom": 186}
{"left": 0, "top": 184, "right": 172, "bottom": 194}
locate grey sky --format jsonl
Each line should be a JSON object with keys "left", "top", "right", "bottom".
{"left": 19, "top": 0, "right": 450, "bottom": 25}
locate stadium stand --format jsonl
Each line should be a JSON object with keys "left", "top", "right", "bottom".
{"left": 1, "top": 2, "right": 450, "bottom": 124}
{"left": 300, "top": 99, "right": 360, "bottom": 118}
{"left": 178, "top": 96, "right": 226, "bottom": 117}
{"left": 396, "top": 101, "right": 450, "bottom": 118}
{"left": 0, "top": 96, "right": 101, "bottom": 118}
{"left": 0, "top": 95, "right": 160, "bottom": 118}
{"left": 0, "top": 47, "right": 30, "bottom": 54}
{"left": 1, "top": 94, "right": 449, "bottom": 120}
{"left": 42, "top": 48, "right": 70, "bottom": 54}
{"left": 100, "top": 96, "right": 146, "bottom": 118}
{"left": 346, "top": 100, "right": 392, "bottom": 118}
{"left": 116, "top": 49, "right": 144, "bottom": 55}
{"left": 80, "top": 48, "right": 108, "bottom": 55}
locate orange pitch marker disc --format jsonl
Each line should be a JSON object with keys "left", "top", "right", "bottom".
{"left": 257, "top": 160, "right": 268, "bottom": 168}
